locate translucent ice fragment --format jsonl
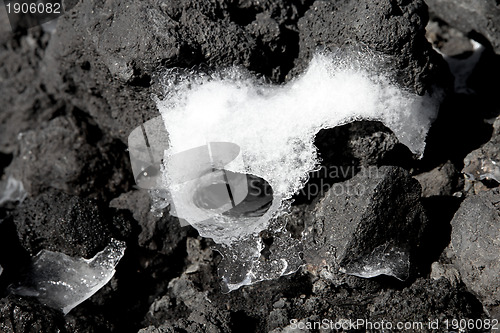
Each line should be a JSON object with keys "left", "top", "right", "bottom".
{"left": 217, "top": 230, "right": 303, "bottom": 292}
{"left": 340, "top": 244, "right": 410, "bottom": 281}
{"left": 0, "top": 176, "right": 27, "bottom": 206}
{"left": 10, "top": 239, "right": 126, "bottom": 314}
{"left": 128, "top": 116, "right": 170, "bottom": 190}
{"left": 0, "top": 264, "right": 3, "bottom": 276}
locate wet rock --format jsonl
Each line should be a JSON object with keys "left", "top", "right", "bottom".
{"left": 5, "top": 111, "right": 133, "bottom": 200}
{"left": 426, "top": 19, "right": 475, "bottom": 57}
{"left": 414, "top": 160, "right": 463, "bottom": 197}
{"left": 303, "top": 166, "right": 427, "bottom": 280}
{"left": 0, "top": 295, "right": 67, "bottom": 333}
{"left": 145, "top": 274, "right": 231, "bottom": 333}
{"left": 426, "top": 0, "right": 500, "bottom": 54}
{"left": 42, "top": 0, "right": 311, "bottom": 144}
{"left": 109, "top": 190, "right": 188, "bottom": 255}
{"left": 12, "top": 188, "right": 112, "bottom": 258}
{"left": 446, "top": 188, "right": 500, "bottom": 319}
{"left": 0, "top": 26, "right": 60, "bottom": 153}
{"left": 295, "top": 0, "right": 450, "bottom": 95}
{"left": 369, "top": 278, "right": 486, "bottom": 327}
{"left": 463, "top": 116, "right": 500, "bottom": 193}
{"left": 293, "top": 121, "right": 413, "bottom": 205}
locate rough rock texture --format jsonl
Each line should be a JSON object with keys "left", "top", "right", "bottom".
{"left": 1, "top": 0, "right": 497, "bottom": 331}
{"left": 41, "top": 0, "right": 315, "bottom": 144}
{"left": 303, "top": 166, "right": 427, "bottom": 279}
{"left": 110, "top": 190, "right": 189, "bottom": 255}
{"left": 0, "top": 25, "right": 59, "bottom": 153}
{"left": 414, "top": 160, "right": 463, "bottom": 197}
{"left": 5, "top": 112, "right": 133, "bottom": 201}
{"left": 446, "top": 188, "right": 500, "bottom": 319}
{"left": 12, "top": 188, "right": 112, "bottom": 257}
{"left": 0, "top": 295, "right": 67, "bottom": 333}
{"left": 426, "top": 0, "right": 500, "bottom": 54}
{"left": 294, "top": 0, "right": 450, "bottom": 95}
{"left": 463, "top": 115, "right": 500, "bottom": 194}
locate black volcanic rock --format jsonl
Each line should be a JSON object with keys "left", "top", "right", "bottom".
{"left": 303, "top": 166, "right": 427, "bottom": 280}
{"left": 294, "top": 0, "right": 450, "bottom": 95}
{"left": 12, "top": 188, "right": 112, "bottom": 258}
{"left": 426, "top": 0, "right": 500, "bottom": 54}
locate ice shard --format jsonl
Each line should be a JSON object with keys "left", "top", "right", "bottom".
{"left": 10, "top": 238, "right": 126, "bottom": 314}
{"left": 0, "top": 176, "right": 27, "bottom": 206}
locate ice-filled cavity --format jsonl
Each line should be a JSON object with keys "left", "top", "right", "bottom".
{"left": 0, "top": 176, "right": 27, "bottom": 206}
{"left": 148, "top": 49, "right": 439, "bottom": 291}
{"left": 340, "top": 244, "right": 410, "bottom": 281}
{"left": 10, "top": 239, "right": 126, "bottom": 314}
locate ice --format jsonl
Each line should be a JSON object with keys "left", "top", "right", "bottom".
{"left": 147, "top": 49, "right": 440, "bottom": 291}
{"left": 0, "top": 264, "right": 3, "bottom": 276}
{"left": 10, "top": 239, "right": 126, "bottom": 315}
{"left": 340, "top": 244, "right": 410, "bottom": 281}
{"left": 0, "top": 175, "right": 27, "bottom": 206}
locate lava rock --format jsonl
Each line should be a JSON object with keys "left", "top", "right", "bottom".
{"left": 5, "top": 111, "right": 132, "bottom": 200}
{"left": 0, "top": 295, "right": 67, "bottom": 333}
{"left": 12, "top": 188, "right": 112, "bottom": 257}
{"left": 0, "top": 26, "right": 61, "bottom": 153}
{"left": 414, "top": 160, "right": 463, "bottom": 197}
{"left": 145, "top": 274, "right": 232, "bottom": 333}
{"left": 109, "top": 190, "right": 188, "bottom": 255}
{"left": 41, "top": 0, "right": 311, "bottom": 144}
{"left": 463, "top": 116, "right": 500, "bottom": 194}
{"left": 303, "top": 166, "right": 427, "bottom": 280}
{"left": 294, "top": 0, "right": 450, "bottom": 95}
{"left": 368, "top": 278, "right": 486, "bottom": 327}
{"left": 426, "top": 0, "right": 500, "bottom": 54}
{"left": 446, "top": 188, "right": 500, "bottom": 319}
{"left": 293, "top": 121, "right": 413, "bottom": 205}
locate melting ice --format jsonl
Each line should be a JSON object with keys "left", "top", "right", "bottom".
{"left": 10, "top": 239, "right": 126, "bottom": 314}
{"left": 0, "top": 176, "right": 27, "bottom": 206}
{"left": 150, "top": 50, "right": 440, "bottom": 291}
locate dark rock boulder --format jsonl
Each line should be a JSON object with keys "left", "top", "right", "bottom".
{"left": 295, "top": 0, "right": 450, "bottom": 95}
{"left": 303, "top": 166, "right": 427, "bottom": 280}
{"left": 4, "top": 111, "right": 133, "bottom": 201}
{"left": 426, "top": 0, "right": 500, "bottom": 54}
{"left": 463, "top": 116, "right": 500, "bottom": 194}
{"left": 414, "top": 160, "right": 463, "bottom": 197}
{"left": 0, "top": 295, "right": 67, "bottom": 333}
{"left": 446, "top": 188, "right": 500, "bottom": 319}
{"left": 12, "top": 188, "right": 112, "bottom": 258}
{"left": 41, "top": 0, "right": 313, "bottom": 144}
{"left": 109, "top": 190, "right": 188, "bottom": 255}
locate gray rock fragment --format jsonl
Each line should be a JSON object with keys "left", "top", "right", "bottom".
{"left": 426, "top": 0, "right": 500, "bottom": 54}
{"left": 5, "top": 114, "right": 131, "bottom": 200}
{"left": 13, "top": 188, "right": 112, "bottom": 258}
{"left": 446, "top": 188, "right": 500, "bottom": 319}
{"left": 463, "top": 116, "right": 500, "bottom": 193}
{"left": 295, "top": 0, "right": 450, "bottom": 95}
{"left": 414, "top": 160, "right": 462, "bottom": 197}
{"left": 303, "top": 166, "right": 427, "bottom": 281}
{"left": 110, "top": 190, "right": 188, "bottom": 255}
{"left": 0, "top": 295, "right": 67, "bottom": 333}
